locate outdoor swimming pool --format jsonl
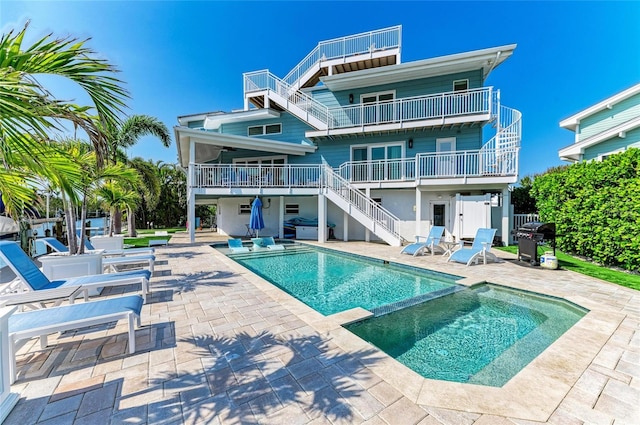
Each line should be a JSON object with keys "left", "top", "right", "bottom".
{"left": 346, "top": 283, "right": 588, "bottom": 387}
{"left": 223, "top": 245, "right": 463, "bottom": 315}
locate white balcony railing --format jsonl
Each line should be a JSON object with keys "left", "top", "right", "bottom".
{"left": 282, "top": 26, "right": 402, "bottom": 89}
{"left": 191, "top": 149, "right": 518, "bottom": 190}
{"left": 193, "top": 164, "right": 322, "bottom": 189}
{"left": 329, "top": 87, "right": 493, "bottom": 129}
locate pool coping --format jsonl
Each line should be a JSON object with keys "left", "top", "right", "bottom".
{"left": 211, "top": 243, "right": 626, "bottom": 422}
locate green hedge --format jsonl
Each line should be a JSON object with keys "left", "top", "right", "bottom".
{"left": 531, "top": 148, "right": 640, "bottom": 272}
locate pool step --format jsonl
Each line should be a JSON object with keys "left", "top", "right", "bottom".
{"left": 371, "top": 285, "right": 467, "bottom": 317}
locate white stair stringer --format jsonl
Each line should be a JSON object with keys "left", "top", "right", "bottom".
{"left": 322, "top": 165, "right": 403, "bottom": 247}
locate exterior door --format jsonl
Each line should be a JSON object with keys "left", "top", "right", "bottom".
{"left": 436, "top": 137, "right": 456, "bottom": 176}
{"left": 369, "top": 144, "right": 403, "bottom": 181}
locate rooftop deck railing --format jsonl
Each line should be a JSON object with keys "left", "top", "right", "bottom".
{"left": 282, "top": 26, "right": 402, "bottom": 89}
{"left": 328, "top": 87, "right": 493, "bottom": 129}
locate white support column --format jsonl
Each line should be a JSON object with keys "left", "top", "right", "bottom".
{"left": 502, "top": 187, "right": 511, "bottom": 246}
{"left": 264, "top": 94, "right": 270, "bottom": 109}
{"left": 343, "top": 212, "right": 349, "bottom": 242}
{"left": 244, "top": 97, "right": 249, "bottom": 111}
{"left": 415, "top": 188, "right": 422, "bottom": 238}
{"left": 188, "top": 140, "right": 196, "bottom": 243}
{"left": 278, "top": 196, "right": 285, "bottom": 239}
{"left": 318, "top": 194, "right": 327, "bottom": 243}
{"left": 364, "top": 188, "right": 371, "bottom": 242}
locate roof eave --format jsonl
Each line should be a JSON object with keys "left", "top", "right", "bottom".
{"left": 559, "top": 83, "right": 640, "bottom": 130}
{"left": 321, "top": 44, "right": 517, "bottom": 91}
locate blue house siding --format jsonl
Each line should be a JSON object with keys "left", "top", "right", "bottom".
{"left": 219, "top": 113, "right": 314, "bottom": 144}
{"left": 578, "top": 94, "right": 640, "bottom": 142}
{"left": 310, "top": 70, "right": 484, "bottom": 109}
{"left": 287, "top": 127, "right": 482, "bottom": 166}
{"left": 583, "top": 126, "right": 640, "bottom": 160}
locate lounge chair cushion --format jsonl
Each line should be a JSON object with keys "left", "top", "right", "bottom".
{"left": 0, "top": 241, "right": 151, "bottom": 301}
{"left": 8, "top": 294, "right": 143, "bottom": 384}
{"left": 228, "top": 238, "right": 250, "bottom": 253}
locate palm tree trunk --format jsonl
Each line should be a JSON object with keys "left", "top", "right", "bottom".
{"left": 127, "top": 207, "right": 137, "bottom": 237}
{"left": 114, "top": 207, "right": 122, "bottom": 234}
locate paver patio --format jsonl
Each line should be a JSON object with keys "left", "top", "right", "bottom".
{"left": 3, "top": 231, "right": 639, "bottom": 424}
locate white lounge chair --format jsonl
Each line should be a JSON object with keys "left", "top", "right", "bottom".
{"left": 251, "top": 237, "right": 285, "bottom": 251}
{"left": 400, "top": 226, "right": 446, "bottom": 256}
{"left": 7, "top": 294, "right": 143, "bottom": 383}
{"left": 40, "top": 237, "right": 155, "bottom": 274}
{"left": 83, "top": 237, "right": 155, "bottom": 257}
{"left": 227, "top": 238, "right": 250, "bottom": 253}
{"left": 0, "top": 241, "right": 151, "bottom": 302}
{"left": 448, "top": 228, "right": 499, "bottom": 266}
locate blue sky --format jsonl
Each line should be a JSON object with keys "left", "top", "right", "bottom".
{"left": 2, "top": 1, "right": 639, "bottom": 179}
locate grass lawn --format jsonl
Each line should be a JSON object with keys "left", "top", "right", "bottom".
{"left": 125, "top": 228, "right": 185, "bottom": 248}
{"left": 497, "top": 245, "right": 640, "bottom": 291}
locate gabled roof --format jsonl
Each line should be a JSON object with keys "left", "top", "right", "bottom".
{"left": 174, "top": 126, "right": 316, "bottom": 168}
{"left": 320, "top": 44, "right": 516, "bottom": 91}
{"left": 560, "top": 83, "right": 640, "bottom": 132}
{"left": 558, "top": 116, "right": 640, "bottom": 162}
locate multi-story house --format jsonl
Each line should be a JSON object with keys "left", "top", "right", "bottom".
{"left": 559, "top": 83, "right": 640, "bottom": 163}
{"left": 175, "top": 26, "right": 521, "bottom": 246}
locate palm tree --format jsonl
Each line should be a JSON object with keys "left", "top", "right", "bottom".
{"left": 95, "top": 182, "right": 140, "bottom": 237}
{"left": 0, "top": 22, "right": 128, "bottom": 216}
{"left": 127, "top": 157, "right": 162, "bottom": 236}
{"left": 54, "top": 140, "right": 138, "bottom": 253}
{"left": 104, "top": 115, "right": 171, "bottom": 234}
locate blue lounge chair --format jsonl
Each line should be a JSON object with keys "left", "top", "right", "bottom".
{"left": 448, "top": 228, "right": 499, "bottom": 266}
{"left": 251, "top": 237, "right": 285, "bottom": 251}
{"left": 8, "top": 294, "right": 143, "bottom": 384}
{"left": 400, "top": 226, "right": 445, "bottom": 256}
{"left": 0, "top": 241, "right": 151, "bottom": 302}
{"left": 39, "top": 237, "right": 155, "bottom": 274}
{"left": 227, "top": 238, "right": 250, "bottom": 253}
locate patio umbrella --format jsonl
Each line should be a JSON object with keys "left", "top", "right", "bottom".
{"left": 249, "top": 197, "right": 264, "bottom": 237}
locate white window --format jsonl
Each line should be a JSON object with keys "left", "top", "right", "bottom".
{"left": 247, "top": 123, "right": 282, "bottom": 136}
{"left": 239, "top": 204, "right": 251, "bottom": 214}
{"left": 453, "top": 79, "right": 469, "bottom": 92}
{"left": 360, "top": 90, "right": 395, "bottom": 104}
{"left": 233, "top": 155, "right": 286, "bottom": 166}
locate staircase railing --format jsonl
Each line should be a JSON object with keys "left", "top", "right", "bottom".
{"left": 322, "top": 165, "right": 402, "bottom": 242}
{"left": 244, "top": 70, "right": 330, "bottom": 128}
{"left": 282, "top": 25, "right": 402, "bottom": 89}
{"left": 479, "top": 96, "right": 522, "bottom": 175}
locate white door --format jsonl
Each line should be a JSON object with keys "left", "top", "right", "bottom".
{"left": 454, "top": 194, "right": 491, "bottom": 240}
{"left": 436, "top": 137, "right": 456, "bottom": 176}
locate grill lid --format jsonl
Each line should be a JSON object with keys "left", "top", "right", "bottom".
{"left": 518, "top": 221, "right": 556, "bottom": 235}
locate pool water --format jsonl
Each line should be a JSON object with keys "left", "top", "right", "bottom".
{"left": 346, "top": 283, "right": 588, "bottom": 387}
{"left": 226, "top": 245, "right": 462, "bottom": 316}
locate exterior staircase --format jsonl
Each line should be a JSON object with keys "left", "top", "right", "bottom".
{"left": 243, "top": 26, "right": 401, "bottom": 131}
{"left": 322, "top": 165, "right": 403, "bottom": 247}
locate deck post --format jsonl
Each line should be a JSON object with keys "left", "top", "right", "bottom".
{"left": 188, "top": 140, "right": 196, "bottom": 243}
{"left": 343, "top": 212, "right": 349, "bottom": 242}
{"left": 415, "top": 188, "right": 422, "bottom": 237}
{"left": 278, "top": 196, "right": 284, "bottom": 239}
{"left": 501, "top": 187, "right": 511, "bottom": 246}
{"left": 317, "top": 194, "right": 327, "bottom": 243}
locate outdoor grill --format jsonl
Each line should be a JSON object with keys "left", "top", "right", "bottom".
{"left": 511, "top": 222, "right": 556, "bottom": 265}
